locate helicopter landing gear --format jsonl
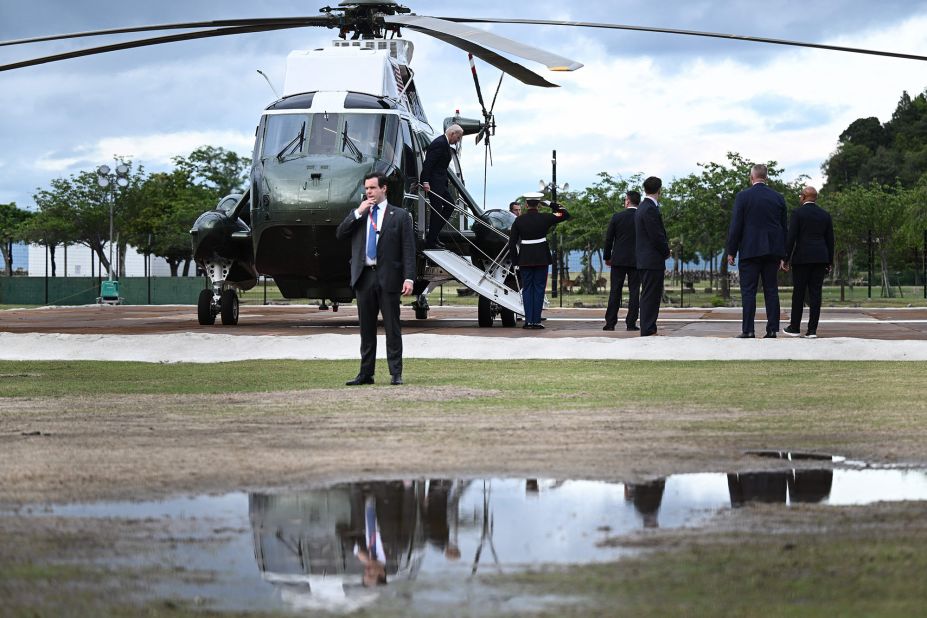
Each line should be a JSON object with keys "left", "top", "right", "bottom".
{"left": 478, "top": 295, "right": 517, "bottom": 327}
{"left": 196, "top": 284, "right": 239, "bottom": 326}
{"left": 319, "top": 300, "right": 330, "bottom": 310}
{"left": 332, "top": 302, "right": 339, "bottom": 312}
{"left": 220, "top": 288, "right": 239, "bottom": 325}
{"left": 413, "top": 294, "right": 430, "bottom": 320}
{"left": 197, "top": 288, "right": 216, "bottom": 325}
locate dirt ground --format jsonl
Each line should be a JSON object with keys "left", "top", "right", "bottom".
{"left": 1, "top": 386, "right": 923, "bottom": 506}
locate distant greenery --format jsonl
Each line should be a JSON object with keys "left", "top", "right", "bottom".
{"left": 27, "top": 146, "right": 250, "bottom": 278}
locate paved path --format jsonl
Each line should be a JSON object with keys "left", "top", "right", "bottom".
{"left": 1, "top": 304, "right": 926, "bottom": 339}
{"left": 1, "top": 305, "right": 926, "bottom": 362}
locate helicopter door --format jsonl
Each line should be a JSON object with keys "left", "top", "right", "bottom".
{"left": 401, "top": 120, "right": 426, "bottom": 237}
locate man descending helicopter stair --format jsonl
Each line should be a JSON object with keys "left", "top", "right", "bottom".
{"left": 336, "top": 172, "right": 416, "bottom": 386}
{"left": 420, "top": 124, "right": 464, "bottom": 249}
{"left": 508, "top": 193, "right": 570, "bottom": 329}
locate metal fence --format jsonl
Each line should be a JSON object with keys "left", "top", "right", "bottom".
{"left": 0, "top": 277, "right": 206, "bottom": 306}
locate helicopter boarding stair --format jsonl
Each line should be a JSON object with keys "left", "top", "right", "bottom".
{"left": 422, "top": 249, "right": 523, "bottom": 316}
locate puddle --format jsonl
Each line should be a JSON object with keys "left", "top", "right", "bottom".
{"left": 22, "top": 469, "right": 927, "bottom": 614}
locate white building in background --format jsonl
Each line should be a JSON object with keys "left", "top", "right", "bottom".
{"left": 26, "top": 243, "right": 196, "bottom": 277}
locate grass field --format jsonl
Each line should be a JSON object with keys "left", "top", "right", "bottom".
{"left": 2, "top": 359, "right": 927, "bottom": 616}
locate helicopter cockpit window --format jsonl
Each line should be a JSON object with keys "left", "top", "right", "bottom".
{"left": 262, "top": 113, "right": 398, "bottom": 162}
{"left": 340, "top": 114, "right": 398, "bottom": 161}
{"left": 261, "top": 114, "right": 307, "bottom": 161}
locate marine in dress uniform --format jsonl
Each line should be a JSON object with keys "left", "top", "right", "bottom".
{"left": 507, "top": 192, "right": 571, "bottom": 329}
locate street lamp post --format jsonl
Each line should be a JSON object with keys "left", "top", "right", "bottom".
{"left": 540, "top": 150, "right": 569, "bottom": 307}
{"left": 96, "top": 163, "right": 129, "bottom": 303}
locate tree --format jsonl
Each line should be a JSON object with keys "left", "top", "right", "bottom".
{"left": 33, "top": 160, "right": 144, "bottom": 277}
{"left": 826, "top": 182, "right": 912, "bottom": 297}
{"left": 0, "top": 202, "right": 33, "bottom": 276}
{"left": 172, "top": 146, "right": 251, "bottom": 198}
{"left": 559, "top": 173, "right": 641, "bottom": 294}
{"left": 822, "top": 87, "right": 927, "bottom": 191}
{"left": 123, "top": 170, "right": 212, "bottom": 276}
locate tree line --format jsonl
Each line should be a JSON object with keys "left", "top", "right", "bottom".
{"left": 0, "top": 146, "right": 250, "bottom": 277}
{"left": 555, "top": 87, "right": 927, "bottom": 298}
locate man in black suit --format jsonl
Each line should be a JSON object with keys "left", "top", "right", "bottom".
{"left": 783, "top": 186, "right": 834, "bottom": 338}
{"left": 635, "top": 177, "right": 670, "bottom": 337}
{"left": 726, "top": 164, "right": 788, "bottom": 338}
{"left": 336, "top": 172, "right": 416, "bottom": 385}
{"left": 420, "top": 124, "right": 464, "bottom": 249}
{"left": 603, "top": 190, "right": 641, "bottom": 331}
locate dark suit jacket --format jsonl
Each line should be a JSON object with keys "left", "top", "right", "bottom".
{"left": 635, "top": 198, "right": 670, "bottom": 270}
{"left": 604, "top": 207, "right": 637, "bottom": 268}
{"left": 336, "top": 203, "right": 416, "bottom": 292}
{"left": 726, "top": 183, "right": 788, "bottom": 260}
{"left": 786, "top": 202, "right": 835, "bottom": 265}
{"left": 420, "top": 134, "right": 453, "bottom": 194}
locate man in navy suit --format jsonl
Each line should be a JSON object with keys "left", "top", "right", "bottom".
{"left": 635, "top": 177, "right": 670, "bottom": 337}
{"left": 336, "top": 172, "right": 416, "bottom": 385}
{"left": 783, "top": 186, "right": 834, "bottom": 338}
{"left": 726, "top": 164, "right": 788, "bottom": 338}
{"left": 420, "top": 124, "right": 464, "bottom": 249}
{"left": 603, "top": 190, "right": 641, "bottom": 331}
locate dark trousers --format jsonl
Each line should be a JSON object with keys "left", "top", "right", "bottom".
{"left": 604, "top": 266, "right": 640, "bottom": 328}
{"left": 355, "top": 267, "right": 403, "bottom": 378}
{"left": 790, "top": 263, "right": 827, "bottom": 334}
{"left": 739, "top": 256, "right": 781, "bottom": 335}
{"left": 520, "top": 265, "right": 548, "bottom": 325}
{"left": 425, "top": 191, "right": 454, "bottom": 245}
{"left": 638, "top": 268, "right": 664, "bottom": 336}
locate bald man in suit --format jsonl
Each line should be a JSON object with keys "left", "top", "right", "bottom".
{"left": 783, "top": 186, "right": 834, "bottom": 338}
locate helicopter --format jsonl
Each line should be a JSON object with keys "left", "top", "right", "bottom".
{"left": 3, "top": 1, "right": 926, "bottom": 327}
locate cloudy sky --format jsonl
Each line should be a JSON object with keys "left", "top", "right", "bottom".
{"left": 2, "top": 0, "right": 927, "bottom": 212}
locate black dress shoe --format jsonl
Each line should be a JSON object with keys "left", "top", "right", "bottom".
{"left": 345, "top": 375, "right": 374, "bottom": 386}
{"left": 626, "top": 325, "right": 640, "bottom": 331}
{"left": 390, "top": 374, "right": 403, "bottom": 385}
{"left": 522, "top": 323, "right": 534, "bottom": 329}
{"left": 763, "top": 331, "right": 777, "bottom": 339}
{"left": 641, "top": 329, "right": 657, "bottom": 337}
{"left": 602, "top": 324, "right": 615, "bottom": 331}
{"left": 736, "top": 332, "right": 755, "bottom": 339}
{"left": 534, "top": 323, "right": 545, "bottom": 329}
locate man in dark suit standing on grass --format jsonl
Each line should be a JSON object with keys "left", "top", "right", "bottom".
{"left": 783, "top": 186, "right": 834, "bottom": 338}
{"left": 635, "top": 177, "right": 670, "bottom": 337}
{"left": 726, "top": 164, "right": 788, "bottom": 339}
{"left": 603, "top": 190, "right": 641, "bottom": 331}
{"left": 336, "top": 172, "right": 416, "bottom": 386}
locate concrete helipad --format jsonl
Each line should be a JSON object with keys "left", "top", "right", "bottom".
{"left": 1, "top": 304, "right": 926, "bottom": 362}
{"left": 1, "top": 304, "right": 926, "bottom": 339}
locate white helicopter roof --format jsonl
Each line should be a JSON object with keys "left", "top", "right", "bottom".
{"left": 283, "top": 39, "right": 414, "bottom": 98}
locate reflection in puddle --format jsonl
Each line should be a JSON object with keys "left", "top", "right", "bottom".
{"left": 37, "top": 469, "right": 927, "bottom": 614}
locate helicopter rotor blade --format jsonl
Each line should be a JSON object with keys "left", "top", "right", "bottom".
{"left": 437, "top": 17, "right": 927, "bottom": 63}
{"left": 0, "top": 23, "right": 325, "bottom": 73}
{"left": 385, "top": 14, "right": 582, "bottom": 71}
{"left": 488, "top": 72, "right": 504, "bottom": 116}
{"left": 0, "top": 17, "right": 334, "bottom": 48}
{"left": 468, "top": 53, "right": 489, "bottom": 117}
{"left": 383, "top": 19, "right": 557, "bottom": 87}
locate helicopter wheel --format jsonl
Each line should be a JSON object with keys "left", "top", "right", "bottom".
{"left": 477, "top": 295, "right": 494, "bottom": 327}
{"left": 220, "top": 289, "right": 239, "bottom": 325}
{"left": 197, "top": 289, "right": 216, "bottom": 325}
{"left": 332, "top": 302, "right": 339, "bottom": 312}
{"left": 500, "top": 308, "right": 516, "bottom": 328}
